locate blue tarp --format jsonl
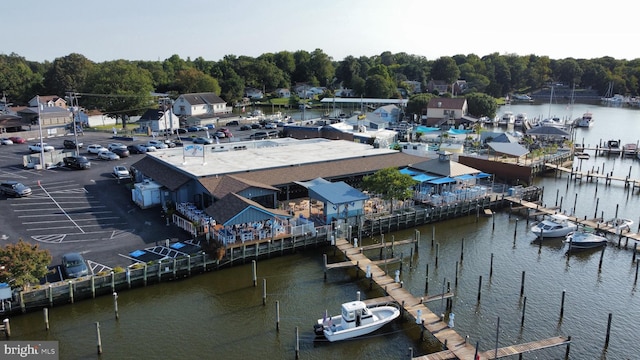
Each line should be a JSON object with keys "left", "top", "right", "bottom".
{"left": 399, "top": 167, "right": 420, "bottom": 176}
{"left": 476, "top": 172, "right": 492, "bottom": 179}
{"left": 412, "top": 173, "right": 438, "bottom": 183}
{"left": 428, "top": 177, "right": 457, "bottom": 185}
{"left": 447, "top": 128, "right": 471, "bottom": 135}
{"left": 416, "top": 126, "right": 441, "bottom": 132}
{"left": 454, "top": 174, "right": 476, "bottom": 181}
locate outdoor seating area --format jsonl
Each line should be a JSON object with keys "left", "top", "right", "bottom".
{"left": 215, "top": 219, "right": 287, "bottom": 246}
{"left": 176, "top": 202, "right": 215, "bottom": 227}
{"left": 415, "top": 185, "right": 488, "bottom": 206}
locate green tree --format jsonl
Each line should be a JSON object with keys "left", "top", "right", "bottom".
{"left": 43, "top": 53, "right": 94, "bottom": 96}
{"left": 0, "top": 53, "right": 41, "bottom": 104}
{"left": 430, "top": 56, "right": 460, "bottom": 85}
{"left": 361, "top": 168, "right": 417, "bottom": 212}
{"left": 175, "top": 68, "right": 221, "bottom": 94}
{"left": 82, "top": 60, "right": 155, "bottom": 129}
{"left": 0, "top": 240, "right": 52, "bottom": 289}
{"left": 465, "top": 92, "right": 498, "bottom": 118}
{"left": 406, "top": 93, "right": 435, "bottom": 119}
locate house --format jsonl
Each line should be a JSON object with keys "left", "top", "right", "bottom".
{"left": 275, "top": 88, "right": 291, "bottom": 98}
{"left": 136, "top": 107, "right": 178, "bottom": 135}
{"left": 28, "top": 95, "right": 67, "bottom": 108}
{"left": 426, "top": 80, "right": 449, "bottom": 94}
{"left": 453, "top": 80, "right": 468, "bottom": 95}
{"left": 172, "top": 93, "right": 231, "bottom": 118}
{"left": 17, "top": 106, "right": 72, "bottom": 128}
{"left": 405, "top": 81, "right": 422, "bottom": 94}
{"left": 373, "top": 104, "right": 400, "bottom": 123}
{"left": 77, "top": 109, "right": 118, "bottom": 128}
{"left": 335, "top": 88, "right": 355, "bottom": 97}
{"left": 422, "top": 98, "right": 468, "bottom": 128}
{"left": 244, "top": 88, "right": 264, "bottom": 100}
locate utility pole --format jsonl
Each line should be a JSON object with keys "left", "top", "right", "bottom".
{"left": 67, "top": 91, "right": 82, "bottom": 155}
{"left": 36, "top": 95, "right": 45, "bottom": 169}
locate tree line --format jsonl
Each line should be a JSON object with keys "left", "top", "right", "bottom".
{"left": 1, "top": 50, "right": 639, "bottom": 121}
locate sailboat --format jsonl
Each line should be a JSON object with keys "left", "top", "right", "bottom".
{"left": 537, "top": 86, "right": 567, "bottom": 129}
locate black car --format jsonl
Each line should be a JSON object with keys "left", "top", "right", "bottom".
{"left": 61, "top": 252, "right": 89, "bottom": 279}
{"left": 250, "top": 123, "right": 261, "bottom": 129}
{"left": 112, "top": 148, "right": 130, "bottom": 158}
{"left": 225, "top": 120, "right": 239, "bottom": 126}
{"left": 239, "top": 124, "right": 252, "bottom": 131}
{"left": 63, "top": 156, "right": 91, "bottom": 170}
{"left": 0, "top": 180, "right": 32, "bottom": 197}
{"left": 127, "top": 144, "right": 146, "bottom": 154}
{"left": 63, "top": 139, "right": 83, "bottom": 149}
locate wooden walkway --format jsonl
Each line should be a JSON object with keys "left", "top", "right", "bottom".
{"left": 327, "top": 238, "right": 570, "bottom": 359}
{"left": 544, "top": 163, "right": 640, "bottom": 191}
{"left": 416, "top": 336, "right": 570, "bottom": 359}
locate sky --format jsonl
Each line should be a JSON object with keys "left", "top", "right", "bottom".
{"left": 5, "top": 0, "right": 639, "bottom": 63}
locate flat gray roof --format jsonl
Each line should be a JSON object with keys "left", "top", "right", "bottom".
{"left": 146, "top": 138, "right": 398, "bottom": 178}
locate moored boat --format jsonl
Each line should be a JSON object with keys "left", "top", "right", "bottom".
{"left": 622, "top": 143, "right": 638, "bottom": 157}
{"left": 575, "top": 112, "right": 594, "bottom": 128}
{"left": 498, "top": 111, "right": 515, "bottom": 126}
{"left": 565, "top": 228, "right": 608, "bottom": 250}
{"left": 514, "top": 113, "right": 527, "bottom": 127}
{"left": 598, "top": 218, "right": 634, "bottom": 234}
{"left": 605, "top": 139, "right": 622, "bottom": 155}
{"left": 314, "top": 300, "right": 400, "bottom": 342}
{"left": 530, "top": 214, "right": 578, "bottom": 238}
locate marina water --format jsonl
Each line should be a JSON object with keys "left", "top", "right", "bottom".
{"left": 6, "top": 103, "right": 640, "bottom": 359}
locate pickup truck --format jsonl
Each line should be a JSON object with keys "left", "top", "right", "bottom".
{"left": 63, "top": 156, "right": 91, "bottom": 170}
{"left": 28, "top": 143, "right": 55, "bottom": 152}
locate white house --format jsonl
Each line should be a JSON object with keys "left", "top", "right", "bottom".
{"left": 136, "top": 108, "right": 178, "bottom": 134}
{"left": 373, "top": 104, "right": 400, "bottom": 123}
{"left": 173, "top": 93, "right": 231, "bottom": 118}
{"left": 275, "top": 88, "right": 291, "bottom": 98}
{"left": 244, "top": 88, "right": 264, "bottom": 99}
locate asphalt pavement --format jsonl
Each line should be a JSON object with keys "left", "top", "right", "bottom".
{"left": 0, "top": 130, "right": 193, "bottom": 271}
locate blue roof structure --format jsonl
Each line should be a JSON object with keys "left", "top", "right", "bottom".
{"left": 399, "top": 167, "right": 420, "bottom": 176}
{"left": 454, "top": 174, "right": 476, "bottom": 181}
{"left": 412, "top": 173, "right": 438, "bottom": 183}
{"left": 309, "top": 181, "right": 369, "bottom": 205}
{"left": 428, "top": 177, "right": 457, "bottom": 185}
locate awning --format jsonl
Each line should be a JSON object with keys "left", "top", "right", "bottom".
{"left": 476, "top": 172, "right": 492, "bottom": 179}
{"left": 454, "top": 174, "right": 476, "bottom": 181}
{"left": 412, "top": 173, "right": 438, "bottom": 183}
{"left": 428, "top": 177, "right": 457, "bottom": 185}
{"left": 399, "top": 167, "right": 420, "bottom": 176}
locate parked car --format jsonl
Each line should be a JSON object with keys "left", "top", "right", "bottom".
{"left": 0, "top": 138, "right": 13, "bottom": 145}
{"left": 205, "top": 124, "right": 216, "bottom": 130}
{"left": 63, "top": 139, "right": 83, "bottom": 149}
{"left": 192, "top": 137, "right": 213, "bottom": 144}
{"left": 214, "top": 131, "right": 226, "bottom": 138}
{"left": 97, "top": 150, "right": 120, "bottom": 160}
{"left": 112, "top": 165, "right": 131, "bottom": 179}
{"left": 250, "top": 123, "right": 261, "bottom": 129}
{"left": 174, "top": 128, "right": 188, "bottom": 134}
{"left": 63, "top": 156, "right": 91, "bottom": 170}
{"left": 225, "top": 120, "right": 239, "bottom": 126}
{"left": 239, "top": 124, "right": 252, "bottom": 131}
{"left": 0, "top": 180, "right": 32, "bottom": 197}
{"left": 28, "top": 143, "right": 55, "bottom": 152}
{"left": 141, "top": 145, "right": 157, "bottom": 152}
{"left": 264, "top": 122, "right": 277, "bottom": 129}
{"left": 267, "top": 130, "right": 279, "bottom": 138}
{"left": 187, "top": 126, "right": 204, "bottom": 132}
{"left": 249, "top": 131, "right": 268, "bottom": 140}
{"left": 127, "top": 144, "right": 146, "bottom": 154}
{"left": 165, "top": 139, "right": 182, "bottom": 147}
{"left": 61, "top": 252, "right": 89, "bottom": 279}
{"left": 107, "top": 142, "right": 127, "bottom": 151}
{"left": 8, "top": 136, "right": 25, "bottom": 144}
{"left": 111, "top": 148, "right": 130, "bottom": 158}
{"left": 147, "top": 140, "right": 168, "bottom": 149}
{"left": 87, "top": 144, "right": 107, "bottom": 154}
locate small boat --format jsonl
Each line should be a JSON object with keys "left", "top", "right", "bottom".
{"left": 599, "top": 218, "right": 634, "bottom": 234}
{"left": 605, "top": 139, "right": 621, "bottom": 155}
{"left": 575, "top": 112, "right": 594, "bottom": 128}
{"left": 575, "top": 152, "right": 590, "bottom": 160}
{"left": 565, "top": 229, "right": 608, "bottom": 250}
{"left": 498, "top": 112, "right": 515, "bottom": 126}
{"left": 314, "top": 300, "right": 400, "bottom": 342}
{"left": 514, "top": 113, "right": 527, "bottom": 127}
{"left": 622, "top": 143, "right": 638, "bottom": 157}
{"left": 530, "top": 214, "right": 578, "bottom": 238}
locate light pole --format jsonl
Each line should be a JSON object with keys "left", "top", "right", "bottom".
{"left": 68, "top": 91, "right": 81, "bottom": 154}
{"left": 36, "top": 95, "right": 45, "bottom": 169}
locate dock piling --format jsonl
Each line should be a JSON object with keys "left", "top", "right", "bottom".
{"left": 560, "top": 290, "right": 566, "bottom": 319}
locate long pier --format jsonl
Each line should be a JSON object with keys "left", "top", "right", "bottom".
{"left": 544, "top": 163, "right": 640, "bottom": 192}
{"left": 326, "top": 238, "right": 570, "bottom": 359}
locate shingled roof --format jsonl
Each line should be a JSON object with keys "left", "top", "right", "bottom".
{"left": 179, "top": 93, "right": 226, "bottom": 105}
{"left": 130, "top": 156, "right": 191, "bottom": 191}
{"left": 204, "top": 193, "right": 290, "bottom": 225}
{"left": 198, "top": 174, "right": 279, "bottom": 200}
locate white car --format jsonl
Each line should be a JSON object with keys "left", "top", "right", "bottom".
{"left": 28, "top": 143, "right": 55, "bottom": 152}
{"left": 87, "top": 144, "right": 108, "bottom": 154}
{"left": 108, "top": 142, "right": 127, "bottom": 151}
{"left": 112, "top": 165, "right": 130, "bottom": 179}
{"left": 97, "top": 150, "right": 120, "bottom": 160}
{"left": 0, "top": 138, "right": 13, "bottom": 145}
{"left": 147, "top": 140, "right": 168, "bottom": 149}
{"left": 142, "top": 145, "right": 157, "bottom": 152}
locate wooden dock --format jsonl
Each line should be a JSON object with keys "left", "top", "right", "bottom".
{"left": 544, "top": 163, "right": 640, "bottom": 192}
{"left": 327, "top": 238, "right": 570, "bottom": 359}
{"left": 416, "top": 336, "right": 570, "bottom": 359}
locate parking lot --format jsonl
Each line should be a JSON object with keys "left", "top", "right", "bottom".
{"left": 0, "top": 130, "right": 191, "bottom": 273}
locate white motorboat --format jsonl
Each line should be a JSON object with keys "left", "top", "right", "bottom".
{"left": 575, "top": 112, "right": 594, "bottom": 128}
{"left": 498, "top": 111, "right": 515, "bottom": 126}
{"left": 530, "top": 214, "right": 578, "bottom": 238}
{"left": 514, "top": 113, "right": 527, "bottom": 127}
{"left": 565, "top": 229, "right": 608, "bottom": 250}
{"left": 314, "top": 300, "right": 400, "bottom": 342}
{"left": 599, "top": 218, "right": 634, "bottom": 234}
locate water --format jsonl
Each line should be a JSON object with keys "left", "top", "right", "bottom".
{"left": 6, "top": 103, "right": 640, "bottom": 359}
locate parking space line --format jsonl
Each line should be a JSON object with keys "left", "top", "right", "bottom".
{"left": 38, "top": 182, "right": 86, "bottom": 233}
{"left": 18, "top": 211, "right": 114, "bottom": 218}
{"left": 23, "top": 217, "right": 123, "bottom": 225}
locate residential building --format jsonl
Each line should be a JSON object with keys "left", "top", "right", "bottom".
{"left": 172, "top": 93, "right": 231, "bottom": 118}
{"left": 422, "top": 98, "right": 477, "bottom": 129}
{"left": 275, "top": 88, "right": 291, "bottom": 98}
{"left": 28, "top": 95, "right": 67, "bottom": 108}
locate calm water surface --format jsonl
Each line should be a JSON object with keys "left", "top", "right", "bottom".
{"left": 7, "top": 104, "right": 640, "bottom": 359}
